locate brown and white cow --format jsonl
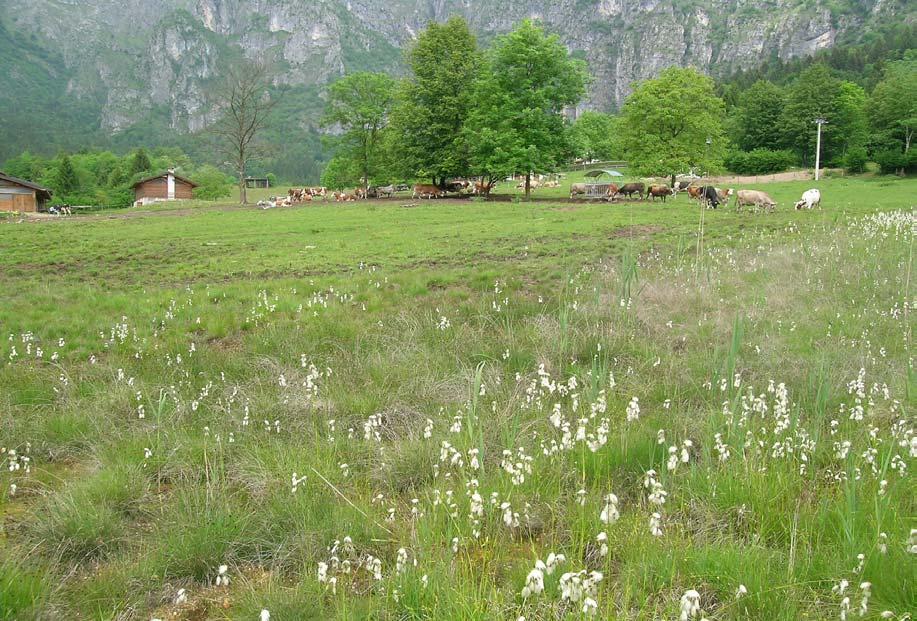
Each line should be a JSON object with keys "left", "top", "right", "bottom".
{"left": 412, "top": 184, "right": 443, "bottom": 199}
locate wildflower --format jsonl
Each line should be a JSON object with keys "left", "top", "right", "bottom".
{"left": 878, "top": 532, "right": 888, "bottom": 554}
{"left": 859, "top": 582, "right": 871, "bottom": 616}
{"left": 600, "top": 493, "right": 620, "bottom": 524}
{"left": 840, "top": 596, "right": 851, "bottom": 621}
{"left": 260, "top": 610, "right": 270, "bottom": 621}
{"left": 317, "top": 562, "right": 328, "bottom": 583}
{"left": 907, "top": 529, "right": 917, "bottom": 554}
{"left": 626, "top": 396, "right": 640, "bottom": 422}
{"left": 174, "top": 588, "right": 187, "bottom": 604}
{"left": 596, "top": 532, "right": 608, "bottom": 557}
{"left": 451, "top": 537, "right": 459, "bottom": 553}
{"left": 736, "top": 584, "right": 747, "bottom": 599}
{"left": 396, "top": 548, "right": 410, "bottom": 575}
{"left": 582, "top": 596, "right": 598, "bottom": 616}
{"left": 214, "top": 564, "right": 230, "bottom": 587}
{"left": 649, "top": 512, "right": 663, "bottom": 537}
{"left": 521, "top": 562, "right": 545, "bottom": 598}
{"left": 545, "top": 552, "right": 565, "bottom": 575}
{"left": 680, "top": 590, "right": 701, "bottom": 620}
{"left": 291, "top": 472, "right": 307, "bottom": 493}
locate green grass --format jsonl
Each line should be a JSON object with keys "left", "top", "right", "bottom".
{"left": 1, "top": 176, "right": 914, "bottom": 620}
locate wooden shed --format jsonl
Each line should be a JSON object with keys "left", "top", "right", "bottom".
{"left": 245, "top": 177, "right": 271, "bottom": 189}
{"left": 0, "top": 172, "right": 53, "bottom": 213}
{"left": 132, "top": 169, "right": 197, "bottom": 206}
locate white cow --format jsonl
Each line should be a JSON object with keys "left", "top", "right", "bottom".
{"left": 794, "top": 188, "right": 821, "bottom": 210}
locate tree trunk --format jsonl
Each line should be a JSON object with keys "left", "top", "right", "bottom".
{"left": 239, "top": 165, "right": 247, "bottom": 205}
{"left": 670, "top": 173, "right": 676, "bottom": 188}
{"left": 525, "top": 173, "right": 531, "bottom": 200}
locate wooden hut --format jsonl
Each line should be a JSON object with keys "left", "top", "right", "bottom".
{"left": 132, "top": 169, "right": 197, "bottom": 206}
{"left": 245, "top": 177, "right": 271, "bottom": 189}
{"left": 0, "top": 172, "right": 53, "bottom": 213}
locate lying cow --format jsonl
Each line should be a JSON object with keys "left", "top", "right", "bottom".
{"left": 412, "top": 184, "right": 443, "bottom": 199}
{"left": 735, "top": 189, "right": 776, "bottom": 212}
{"left": 306, "top": 187, "right": 327, "bottom": 200}
{"left": 615, "top": 183, "right": 645, "bottom": 200}
{"left": 646, "top": 185, "right": 673, "bottom": 202}
{"left": 794, "top": 188, "right": 821, "bottom": 210}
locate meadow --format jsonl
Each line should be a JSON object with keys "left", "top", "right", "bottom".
{"left": 1, "top": 176, "right": 914, "bottom": 620}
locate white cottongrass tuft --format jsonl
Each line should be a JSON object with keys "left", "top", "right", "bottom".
{"left": 680, "top": 589, "right": 701, "bottom": 620}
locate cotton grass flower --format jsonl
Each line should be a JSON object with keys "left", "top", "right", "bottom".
{"left": 600, "top": 493, "right": 620, "bottom": 524}
{"left": 679, "top": 589, "right": 701, "bottom": 620}
{"left": 260, "top": 610, "right": 270, "bottom": 621}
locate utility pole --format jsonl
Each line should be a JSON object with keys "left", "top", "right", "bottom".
{"left": 814, "top": 117, "right": 827, "bottom": 181}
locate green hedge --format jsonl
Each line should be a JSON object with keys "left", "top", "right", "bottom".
{"left": 874, "top": 150, "right": 917, "bottom": 175}
{"left": 725, "top": 149, "right": 798, "bottom": 175}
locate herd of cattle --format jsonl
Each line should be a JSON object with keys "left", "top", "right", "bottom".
{"left": 570, "top": 181, "right": 821, "bottom": 212}
{"left": 256, "top": 180, "right": 822, "bottom": 213}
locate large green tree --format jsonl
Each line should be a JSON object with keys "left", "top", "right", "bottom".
{"left": 869, "top": 56, "right": 917, "bottom": 153}
{"left": 619, "top": 67, "right": 726, "bottom": 185}
{"left": 56, "top": 155, "right": 79, "bottom": 194}
{"left": 779, "top": 64, "right": 843, "bottom": 165}
{"left": 568, "top": 111, "right": 621, "bottom": 162}
{"left": 391, "top": 17, "right": 480, "bottom": 186}
{"left": 465, "top": 20, "right": 589, "bottom": 198}
{"left": 322, "top": 72, "right": 396, "bottom": 192}
{"left": 734, "top": 80, "right": 786, "bottom": 151}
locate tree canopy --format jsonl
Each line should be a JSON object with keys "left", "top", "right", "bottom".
{"left": 322, "top": 72, "right": 396, "bottom": 190}
{"left": 465, "top": 19, "right": 589, "bottom": 197}
{"left": 568, "top": 111, "right": 621, "bottom": 162}
{"left": 869, "top": 55, "right": 917, "bottom": 153}
{"left": 619, "top": 67, "right": 726, "bottom": 183}
{"left": 390, "top": 17, "right": 480, "bottom": 185}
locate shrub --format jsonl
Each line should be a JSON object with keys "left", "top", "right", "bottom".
{"left": 843, "top": 147, "right": 868, "bottom": 174}
{"left": 874, "top": 150, "right": 908, "bottom": 175}
{"left": 724, "top": 149, "right": 798, "bottom": 175}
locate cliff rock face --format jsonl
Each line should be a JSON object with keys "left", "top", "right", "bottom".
{"left": 0, "top": 0, "right": 908, "bottom": 136}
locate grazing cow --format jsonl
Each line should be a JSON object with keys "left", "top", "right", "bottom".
{"left": 412, "top": 184, "right": 443, "bottom": 199}
{"left": 472, "top": 181, "right": 496, "bottom": 196}
{"left": 699, "top": 185, "right": 720, "bottom": 209}
{"left": 445, "top": 180, "right": 469, "bottom": 193}
{"left": 376, "top": 184, "right": 395, "bottom": 198}
{"left": 794, "top": 188, "right": 821, "bottom": 210}
{"left": 646, "top": 185, "right": 673, "bottom": 202}
{"left": 735, "top": 189, "right": 776, "bottom": 212}
{"left": 716, "top": 188, "right": 734, "bottom": 203}
{"left": 615, "top": 183, "right": 645, "bottom": 200}
{"left": 605, "top": 184, "right": 620, "bottom": 201}
{"left": 570, "top": 183, "right": 587, "bottom": 198}
{"left": 687, "top": 186, "right": 704, "bottom": 201}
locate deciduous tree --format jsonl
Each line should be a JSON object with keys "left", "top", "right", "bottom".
{"left": 391, "top": 17, "right": 480, "bottom": 186}
{"left": 870, "top": 57, "right": 917, "bottom": 153}
{"left": 465, "top": 20, "right": 588, "bottom": 199}
{"left": 211, "top": 61, "right": 275, "bottom": 204}
{"left": 322, "top": 72, "right": 396, "bottom": 193}
{"left": 619, "top": 67, "right": 726, "bottom": 186}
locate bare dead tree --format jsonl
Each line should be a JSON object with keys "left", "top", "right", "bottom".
{"left": 211, "top": 61, "right": 275, "bottom": 204}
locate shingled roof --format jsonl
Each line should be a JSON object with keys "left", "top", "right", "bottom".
{"left": 0, "top": 171, "right": 53, "bottom": 200}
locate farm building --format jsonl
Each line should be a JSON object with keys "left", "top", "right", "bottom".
{"left": 133, "top": 169, "right": 197, "bottom": 206}
{"left": 0, "top": 172, "right": 53, "bottom": 213}
{"left": 245, "top": 177, "right": 271, "bottom": 188}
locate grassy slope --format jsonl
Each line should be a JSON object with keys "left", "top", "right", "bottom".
{"left": 0, "top": 177, "right": 914, "bottom": 620}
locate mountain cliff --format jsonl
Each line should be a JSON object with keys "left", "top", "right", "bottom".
{"left": 0, "top": 0, "right": 911, "bottom": 166}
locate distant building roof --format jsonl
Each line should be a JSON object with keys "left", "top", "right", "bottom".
{"left": 0, "top": 171, "right": 53, "bottom": 200}
{"left": 132, "top": 171, "right": 198, "bottom": 189}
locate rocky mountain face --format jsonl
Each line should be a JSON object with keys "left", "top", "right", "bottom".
{"left": 1, "top": 0, "right": 909, "bottom": 141}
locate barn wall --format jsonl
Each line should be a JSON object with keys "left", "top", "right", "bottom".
{"left": 135, "top": 179, "right": 168, "bottom": 200}
{"left": 134, "top": 178, "right": 194, "bottom": 202}
{"left": 0, "top": 181, "right": 37, "bottom": 212}
{"left": 175, "top": 182, "right": 194, "bottom": 199}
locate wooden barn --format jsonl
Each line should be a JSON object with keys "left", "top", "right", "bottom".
{"left": 245, "top": 177, "right": 271, "bottom": 189}
{"left": 0, "top": 172, "right": 53, "bottom": 213}
{"left": 133, "top": 169, "right": 197, "bottom": 206}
